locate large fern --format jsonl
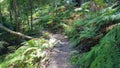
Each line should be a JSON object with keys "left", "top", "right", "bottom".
{"left": 69, "top": 6, "right": 120, "bottom": 68}
{"left": 72, "top": 24, "right": 120, "bottom": 68}
{"left": 0, "top": 38, "right": 54, "bottom": 68}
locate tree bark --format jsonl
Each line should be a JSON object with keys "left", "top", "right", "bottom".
{"left": 0, "top": 4, "right": 2, "bottom": 23}
{"left": 0, "top": 23, "right": 33, "bottom": 40}
{"left": 13, "top": 0, "right": 19, "bottom": 31}
{"left": 9, "top": 10, "right": 13, "bottom": 23}
{"left": 29, "top": 0, "right": 33, "bottom": 30}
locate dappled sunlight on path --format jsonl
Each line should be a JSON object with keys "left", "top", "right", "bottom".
{"left": 46, "top": 34, "right": 73, "bottom": 68}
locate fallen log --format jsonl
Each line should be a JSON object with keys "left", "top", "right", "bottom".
{"left": 76, "top": 23, "right": 120, "bottom": 52}
{"left": 0, "top": 23, "right": 33, "bottom": 40}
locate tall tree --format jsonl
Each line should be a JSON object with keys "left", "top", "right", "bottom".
{"left": 13, "top": 0, "right": 19, "bottom": 31}
{"left": 29, "top": 0, "right": 33, "bottom": 30}
{"left": 0, "top": 3, "right": 2, "bottom": 23}
{"left": 9, "top": 0, "right": 13, "bottom": 23}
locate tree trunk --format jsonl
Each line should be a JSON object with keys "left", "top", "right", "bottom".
{"left": 0, "top": 23, "right": 33, "bottom": 40}
{"left": 13, "top": 0, "right": 19, "bottom": 31}
{"left": 0, "top": 4, "right": 2, "bottom": 23}
{"left": 9, "top": 10, "right": 13, "bottom": 23}
{"left": 9, "top": 0, "right": 13, "bottom": 24}
{"left": 29, "top": 0, "right": 33, "bottom": 30}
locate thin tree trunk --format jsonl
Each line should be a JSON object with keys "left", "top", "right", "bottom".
{"left": 0, "top": 4, "right": 2, "bottom": 23}
{"left": 27, "top": 16, "right": 30, "bottom": 29}
{"left": 9, "top": 10, "right": 13, "bottom": 23}
{"left": 29, "top": 0, "right": 33, "bottom": 30}
{"left": 9, "top": 0, "right": 13, "bottom": 23}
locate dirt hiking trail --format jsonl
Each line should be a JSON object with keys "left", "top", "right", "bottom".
{"left": 43, "top": 33, "right": 73, "bottom": 68}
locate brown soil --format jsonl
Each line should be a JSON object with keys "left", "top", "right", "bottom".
{"left": 45, "top": 34, "right": 73, "bottom": 68}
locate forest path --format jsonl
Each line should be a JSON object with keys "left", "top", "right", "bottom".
{"left": 42, "top": 33, "right": 73, "bottom": 68}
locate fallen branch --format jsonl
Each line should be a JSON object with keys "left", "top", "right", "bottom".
{"left": 0, "top": 23, "right": 33, "bottom": 40}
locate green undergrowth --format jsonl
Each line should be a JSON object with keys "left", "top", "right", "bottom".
{"left": 70, "top": 24, "right": 120, "bottom": 68}
{"left": 0, "top": 3, "right": 74, "bottom": 68}
{"left": 65, "top": 7, "right": 120, "bottom": 47}
{"left": 0, "top": 38, "right": 55, "bottom": 68}
{"left": 68, "top": 6, "right": 120, "bottom": 68}
{"left": 33, "top": 4, "right": 74, "bottom": 32}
